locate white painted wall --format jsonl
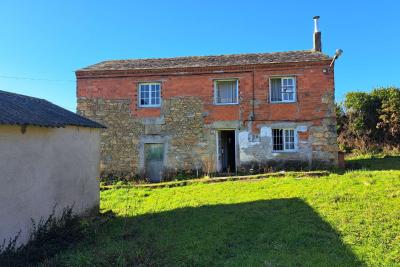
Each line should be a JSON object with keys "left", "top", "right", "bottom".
{"left": 239, "top": 123, "right": 312, "bottom": 164}
{"left": 0, "top": 125, "right": 101, "bottom": 245}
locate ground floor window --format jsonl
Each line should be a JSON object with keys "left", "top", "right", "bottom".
{"left": 272, "top": 129, "right": 296, "bottom": 151}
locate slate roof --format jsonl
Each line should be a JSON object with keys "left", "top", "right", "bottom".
{"left": 79, "top": 50, "right": 331, "bottom": 72}
{"left": 0, "top": 90, "right": 105, "bottom": 128}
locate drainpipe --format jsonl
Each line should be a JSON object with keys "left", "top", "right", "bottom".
{"left": 251, "top": 70, "right": 255, "bottom": 121}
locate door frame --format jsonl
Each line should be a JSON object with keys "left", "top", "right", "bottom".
{"left": 216, "top": 129, "right": 238, "bottom": 173}
{"left": 139, "top": 135, "right": 169, "bottom": 178}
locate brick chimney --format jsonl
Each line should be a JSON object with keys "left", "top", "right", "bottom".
{"left": 313, "top": 16, "right": 322, "bottom": 52}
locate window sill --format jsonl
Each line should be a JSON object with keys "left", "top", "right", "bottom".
{"left": 272, "top": 150, "right": 298, "bottom": 153}
{"left": 214, "top": 102, "right": 239, "bottom": 106}
{"left": 138, "top": 105, "right": 161, "bottom": 109}
{"left": 269, "top": 101, "right": 296, "bottom": 104}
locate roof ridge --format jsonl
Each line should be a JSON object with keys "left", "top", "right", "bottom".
{"left": 78, "top": 50, "right": 331, "bottom": 72}
{"left": 0, "top": 90, "right": 47, "bottom": 102}
{"left": 98, "top": 49, "right": 317, "bottom": 63}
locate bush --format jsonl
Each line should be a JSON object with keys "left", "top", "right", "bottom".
{"left": 0, "top": 207, "right": 86, "bottom": 267}
{"left": 337, "top": 87, "right": 400, "bottom": 152}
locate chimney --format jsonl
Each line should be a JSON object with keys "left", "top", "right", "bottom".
{"left": 313, "top": 16, "right": 322, "bottom": 52}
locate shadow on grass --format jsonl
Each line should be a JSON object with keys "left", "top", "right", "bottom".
{"left": 346, "top": 155, "right": 400, "bottom": 171}
{"left": 94, "top": 198, "right": 364, "bottom": 266}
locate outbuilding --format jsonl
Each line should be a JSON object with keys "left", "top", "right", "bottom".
{"left": 0, "top": 90, "right": 105, "bottom": 245}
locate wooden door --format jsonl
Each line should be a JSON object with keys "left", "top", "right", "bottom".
{"left": 145, "top": 143, "right": 164, "bottom": 182}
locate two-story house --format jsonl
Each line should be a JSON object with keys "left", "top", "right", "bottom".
{"left": 77, "top": 17, "right": 339, "bottom": 181}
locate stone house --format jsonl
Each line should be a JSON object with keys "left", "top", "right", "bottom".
{"left": 77, "top": 17, "right": 339, "bottom": 182}
{"left": 0, "top": 90, "right": 104, "bottom": 245}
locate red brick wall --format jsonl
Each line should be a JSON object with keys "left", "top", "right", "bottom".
{"left": 77, "top": 61, "right": 334, "bottom": 129}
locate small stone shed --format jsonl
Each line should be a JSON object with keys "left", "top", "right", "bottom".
{"left": 0, "top": 90, "right": 105, "bottom": 245}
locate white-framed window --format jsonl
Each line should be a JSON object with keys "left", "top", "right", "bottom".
{"left": 270, "top": 77, "right": 296, "bottom": 103}
{"left": 272, "top": 129, "right": 296, "bottom": 151}
{"left": 214, "top": 79, "right": 239, "bottom": 105}
{"left": 138, "top": 82, "right": 161, "bottom": 107}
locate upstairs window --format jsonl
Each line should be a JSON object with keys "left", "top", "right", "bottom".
{"left": 272, "top": 129, "right": 296, "bottom": 151}
{"left": 139, "top": 83, "right": 161, "bottom": 107}
{"left": 270, "top": 77, "right": 296, "bottom": 103}
{"left": 214, "top": 80, "right": 239, "bottom": 104}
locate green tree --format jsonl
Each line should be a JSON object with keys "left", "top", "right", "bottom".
{"left": 337, "top": 87, "right": 400, "bottom": 152}
{"left": 343, "top": 92, "right": 380, "bottom": 148}
{"left": 372, "top": 87, "right": 400, "bottom": 148}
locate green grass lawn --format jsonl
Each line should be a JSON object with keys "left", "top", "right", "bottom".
{"left": 346, "top": 154, "right": 400, "bottom": 170}
{"left": 49, "top": 157, "right": 400, "bottom": 266}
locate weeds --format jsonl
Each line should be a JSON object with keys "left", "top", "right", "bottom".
{"left": 0, "top": 206, "right": 86, "bottom": 267}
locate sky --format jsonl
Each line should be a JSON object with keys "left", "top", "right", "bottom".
{"left": 1, "top": 0, "right": 399, "bottom": 111}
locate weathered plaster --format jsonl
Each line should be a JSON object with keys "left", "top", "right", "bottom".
{"left": 0, "top": 125, "right": 100, "bottom": 245}
{"left": 239, "top": 122, "right": 313, "bottom": 165}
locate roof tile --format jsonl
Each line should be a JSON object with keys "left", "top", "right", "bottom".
{"left": 79, "top": 50, "right": 331, "bottom": 71}
{"left": 0, "top": 90, "right": 105, "bottom": 128}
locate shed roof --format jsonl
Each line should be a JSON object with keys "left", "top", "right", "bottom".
{"left": 0, "top": 90, "right": 105, "bottom": 128}
{"left": 78, "top": 50, "right": 331, "bottom": 72}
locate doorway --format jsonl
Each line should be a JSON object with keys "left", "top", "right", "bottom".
{"left": 144, "top": 143, "right": 164, "bottom": 182}
{"left": 218, "top": 130, "right": 236, "bottom": 173}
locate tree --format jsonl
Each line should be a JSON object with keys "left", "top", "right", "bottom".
{"left": 372, "top": 87, "right": 400, "bottom": 148}
{"left": 337, "top": 87, "right": 400, "bottom": 152}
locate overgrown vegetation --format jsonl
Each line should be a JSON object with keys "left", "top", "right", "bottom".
{"left": 345, "top": 153, "right": 400, "bottom": 170}
{"left": 47, "top": 156, "right": 400, "bottom": 266}
{"left": 101, "top": 159, "right": 338, "bottom": 185}
{"left": 337, "top": 86, "right": 400, "bottom": 153}
{"left": 0, "top": 207, "right": 86, "bottom": 267}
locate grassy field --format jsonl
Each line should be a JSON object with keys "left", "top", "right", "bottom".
{"left": 49, "top": 157, "right": 400, "bottom": 266}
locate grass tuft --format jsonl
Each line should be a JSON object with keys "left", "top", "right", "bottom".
{"left": 47, "top": 157, "right": 400, "bottom": 266}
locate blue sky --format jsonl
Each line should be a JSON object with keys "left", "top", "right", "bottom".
{"left": 1, "top": 0, "right": 399, "bottom": 111}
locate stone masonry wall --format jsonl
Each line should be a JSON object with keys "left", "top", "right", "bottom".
{"left": 78, "top": 98, "right": 144, "bottom": 177}
{"left": 77, "top": 62, "right": 339, "bottom": 178}
{"left": 162, "top": 97, "right": 210, "bottom": 171}
{"left": 78, "top": 96, "right": 213, "bottom": 178}
{"left": 310, "top": 90, "right": 338, "bottom": 165}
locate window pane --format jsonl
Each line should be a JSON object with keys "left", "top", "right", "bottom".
{"left": 283, "top": 85, "right": 293, "bottom": 92}
{"left": 216, "top": 80, "right": 237, "bottom": 104}
{"left": 270, "top": 78, "right": 282, "bottom": 102}
{"left": 284, "top": 129, "right": 295, "bottom": 150}
{"left": 139, "top": 83, "right": 161, "bottom": 106}
{"left": 273, "top": 129, "right": 283, "bottom": 151}
{"left": 283, "top": 93, "right": 289, "bottom": 100}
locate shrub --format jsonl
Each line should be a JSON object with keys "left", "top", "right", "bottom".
{"left": 337, "top": 87, "right": 400, "bottom": 152}
{"left": 0, "top": 207, "right": 86, "bottom": 267}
